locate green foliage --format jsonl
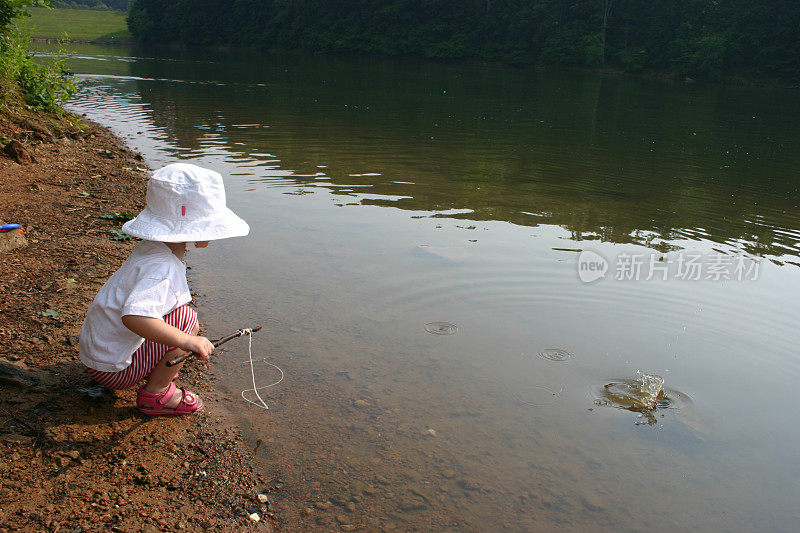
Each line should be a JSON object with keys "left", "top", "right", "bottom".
{"left": 108, "top": 228, "right": 135, "bottom": 241}
{"left": 16, "top": 48, "right": 76, "bottom": 110}
{"left": 583, "top": 33, "right": 604, "bottom": 67}
{"left": 617, "top": 48, "right": 647, "bottom": 73}
{"left": 0, "top": 28, "right": 76, "bottom": 112}
{"left": 127, "top": 0, "right": 800, "bottom": 81}
{"left": 99, "top": 212, "right": 134, "bottom": 221}
{"left": 1, "top": 1, "right": 77, "bottom": 113}
{"left": 1, "top": 1, "right": 50, "bottom": 32}
{"left": 671, "top": 30, "right": 730, "bottom": 80}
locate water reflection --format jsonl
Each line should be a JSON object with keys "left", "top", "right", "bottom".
{"left": 47, "top": 44, "right": 800, "bottom": 263}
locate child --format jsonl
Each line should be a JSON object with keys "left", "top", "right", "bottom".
{"left": 79, "top": 163, "right": 249, "bottom": 415}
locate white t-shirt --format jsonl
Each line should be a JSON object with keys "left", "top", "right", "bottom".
{"left": 79, "top": 240, "right": 191, "bottom": 372}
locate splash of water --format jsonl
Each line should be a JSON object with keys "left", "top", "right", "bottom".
{"left": 595, "top": 372, "right": 674, "bottom": 425}
{"left": 636, "top": 370, "right": 665, "bottom": 409}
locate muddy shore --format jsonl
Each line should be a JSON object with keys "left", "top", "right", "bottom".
{"left": 0, "top": 114, "right": 279, "bottom": 531}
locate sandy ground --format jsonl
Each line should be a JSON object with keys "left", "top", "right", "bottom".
{"left": 0, "top": 113, "right": 280, "bottom": 532}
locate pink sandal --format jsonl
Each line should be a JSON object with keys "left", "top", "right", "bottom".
{"left": 136, "top": 382, "right": 204, "bottom": 415}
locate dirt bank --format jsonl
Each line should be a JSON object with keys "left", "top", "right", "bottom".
{"left": 0, "top": 113, "right": 279, "bottom": 532}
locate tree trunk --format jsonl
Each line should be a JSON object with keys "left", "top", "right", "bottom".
{"left": 601, "top": 0, "right": 613, "bottom": 66}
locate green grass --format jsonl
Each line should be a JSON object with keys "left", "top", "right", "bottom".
{"left": 19, "top": 7, "right": 131, "bottom": 43}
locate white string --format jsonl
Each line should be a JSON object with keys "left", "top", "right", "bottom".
{"left": 239, "top": 328, "right": 284, "bottom": 410}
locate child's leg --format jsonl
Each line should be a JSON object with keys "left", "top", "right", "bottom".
{"left": 86, "top": 305, "right": 201, "bottom": 413}
{"left": 142, "top": 321, "right": 199, "bottom": 408}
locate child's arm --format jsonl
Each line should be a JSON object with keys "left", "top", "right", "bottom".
{"left": 121, "top": 315, "right": 214, "bottom": 360}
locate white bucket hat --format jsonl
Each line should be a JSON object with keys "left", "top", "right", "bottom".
{"left": 122, "top": 163, "right": 249, "bottom": 242}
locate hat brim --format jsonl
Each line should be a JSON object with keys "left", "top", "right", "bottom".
{"left": 122, "top": 207, "right": 250, "bottom": 242}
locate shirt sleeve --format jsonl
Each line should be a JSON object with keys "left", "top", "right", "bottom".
{"left": 121, "top": 277, "right": 178, "bottom": 318}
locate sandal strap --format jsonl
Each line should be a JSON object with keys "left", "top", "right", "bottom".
{"left": 156, "top": 382, "right": 178, "bottom": 406}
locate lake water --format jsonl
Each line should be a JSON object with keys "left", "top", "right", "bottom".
{"left": 45, "top": 43, "right": 800, "bottom": 531}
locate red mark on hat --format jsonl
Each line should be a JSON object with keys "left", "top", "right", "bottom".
{"left": 181, "top": 205, "right": 186, "bottom": 216}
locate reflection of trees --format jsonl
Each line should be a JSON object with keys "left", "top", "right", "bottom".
{"left": 128, "top": 48, "right": 800, "bottom": 260}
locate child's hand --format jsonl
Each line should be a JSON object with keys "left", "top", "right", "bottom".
{"left": 183, "top": 335, "right": 215, "bottom": 360}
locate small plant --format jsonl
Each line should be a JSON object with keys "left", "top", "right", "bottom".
{"left": 108, "top": 228, "right": 135, "bottom": 241}
{"left": 99, "top": 212, "right": 134, "bottom": 221}
{"left": 38, "top": 308, "right": 61, "bottom": 317}
{"left": 15, "top": 51, "right": 77, "bottom": 112}
{"left": 1, "top": 2, "right": 77, "bottom": 114}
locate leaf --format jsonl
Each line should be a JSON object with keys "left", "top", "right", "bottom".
{"left": 99, "top": 212, "right": 134, "bottom": 222}
{"left": 65, "top": 278, "right": 77, "bottom": 284}
{"left": 39, "top": 308, "right": 61, "bottom": 317}
{"left": 108, "top": 228, "right": 136, "bottom": 241}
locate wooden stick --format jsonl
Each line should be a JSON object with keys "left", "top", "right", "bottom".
{"left": 165, "top": 326, "right": 262, "bottom": 367}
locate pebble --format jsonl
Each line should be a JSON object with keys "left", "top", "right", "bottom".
{"left": 314, "top": 501, "right": 332, "bottom": 510}
{"left": 441, "top": 470, "right": 457, "bottom": 479}
{"left": 66, "top": 450, "right": 80, "bottom": 460}
{"left": 345, "top": 501, "right": 356, "bottom": 512}
{"left": 422, "top": 428, "right": 436, "bottom": 437}
{"left": 257, "top": 493, "right": 269, "bottom": 504}
{"left": 248, "top": 512, "right": 260, "bottom": 522}
{"left": 403, "top": 471, "right": 422, "bottom": 482}
{"left": 457, "top": 478, "right": 479, "bottom": 491}
{"left": 409, "top": 485, "right": 432, "bottom": 502}
{"left": 580, "top": 492, "right": 605, "bottom": 512}
{"left": 399, "top": 497, "right": 427, "bottom": 511}
{"left": 335, "top": 514, "right": 351, "bottom": 525}
{"left": 341, "top": 526, "right": 357, "bottom": 532}
{"left": 329, "top": 494, "right": 348, "bottom": 506}
{"left": 353, "top": 399, "right": 370, "bottom": 408}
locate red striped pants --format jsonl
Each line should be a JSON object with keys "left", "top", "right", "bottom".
{"left": 87, "top": 305, "right": 198, "bottom": 390}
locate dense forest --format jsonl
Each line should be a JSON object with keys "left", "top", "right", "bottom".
{"left": 127, "top": 1, "right": 800, "bottom": 81}
{"left": 53, "top": 0, "right": 131, "bottom": 10}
